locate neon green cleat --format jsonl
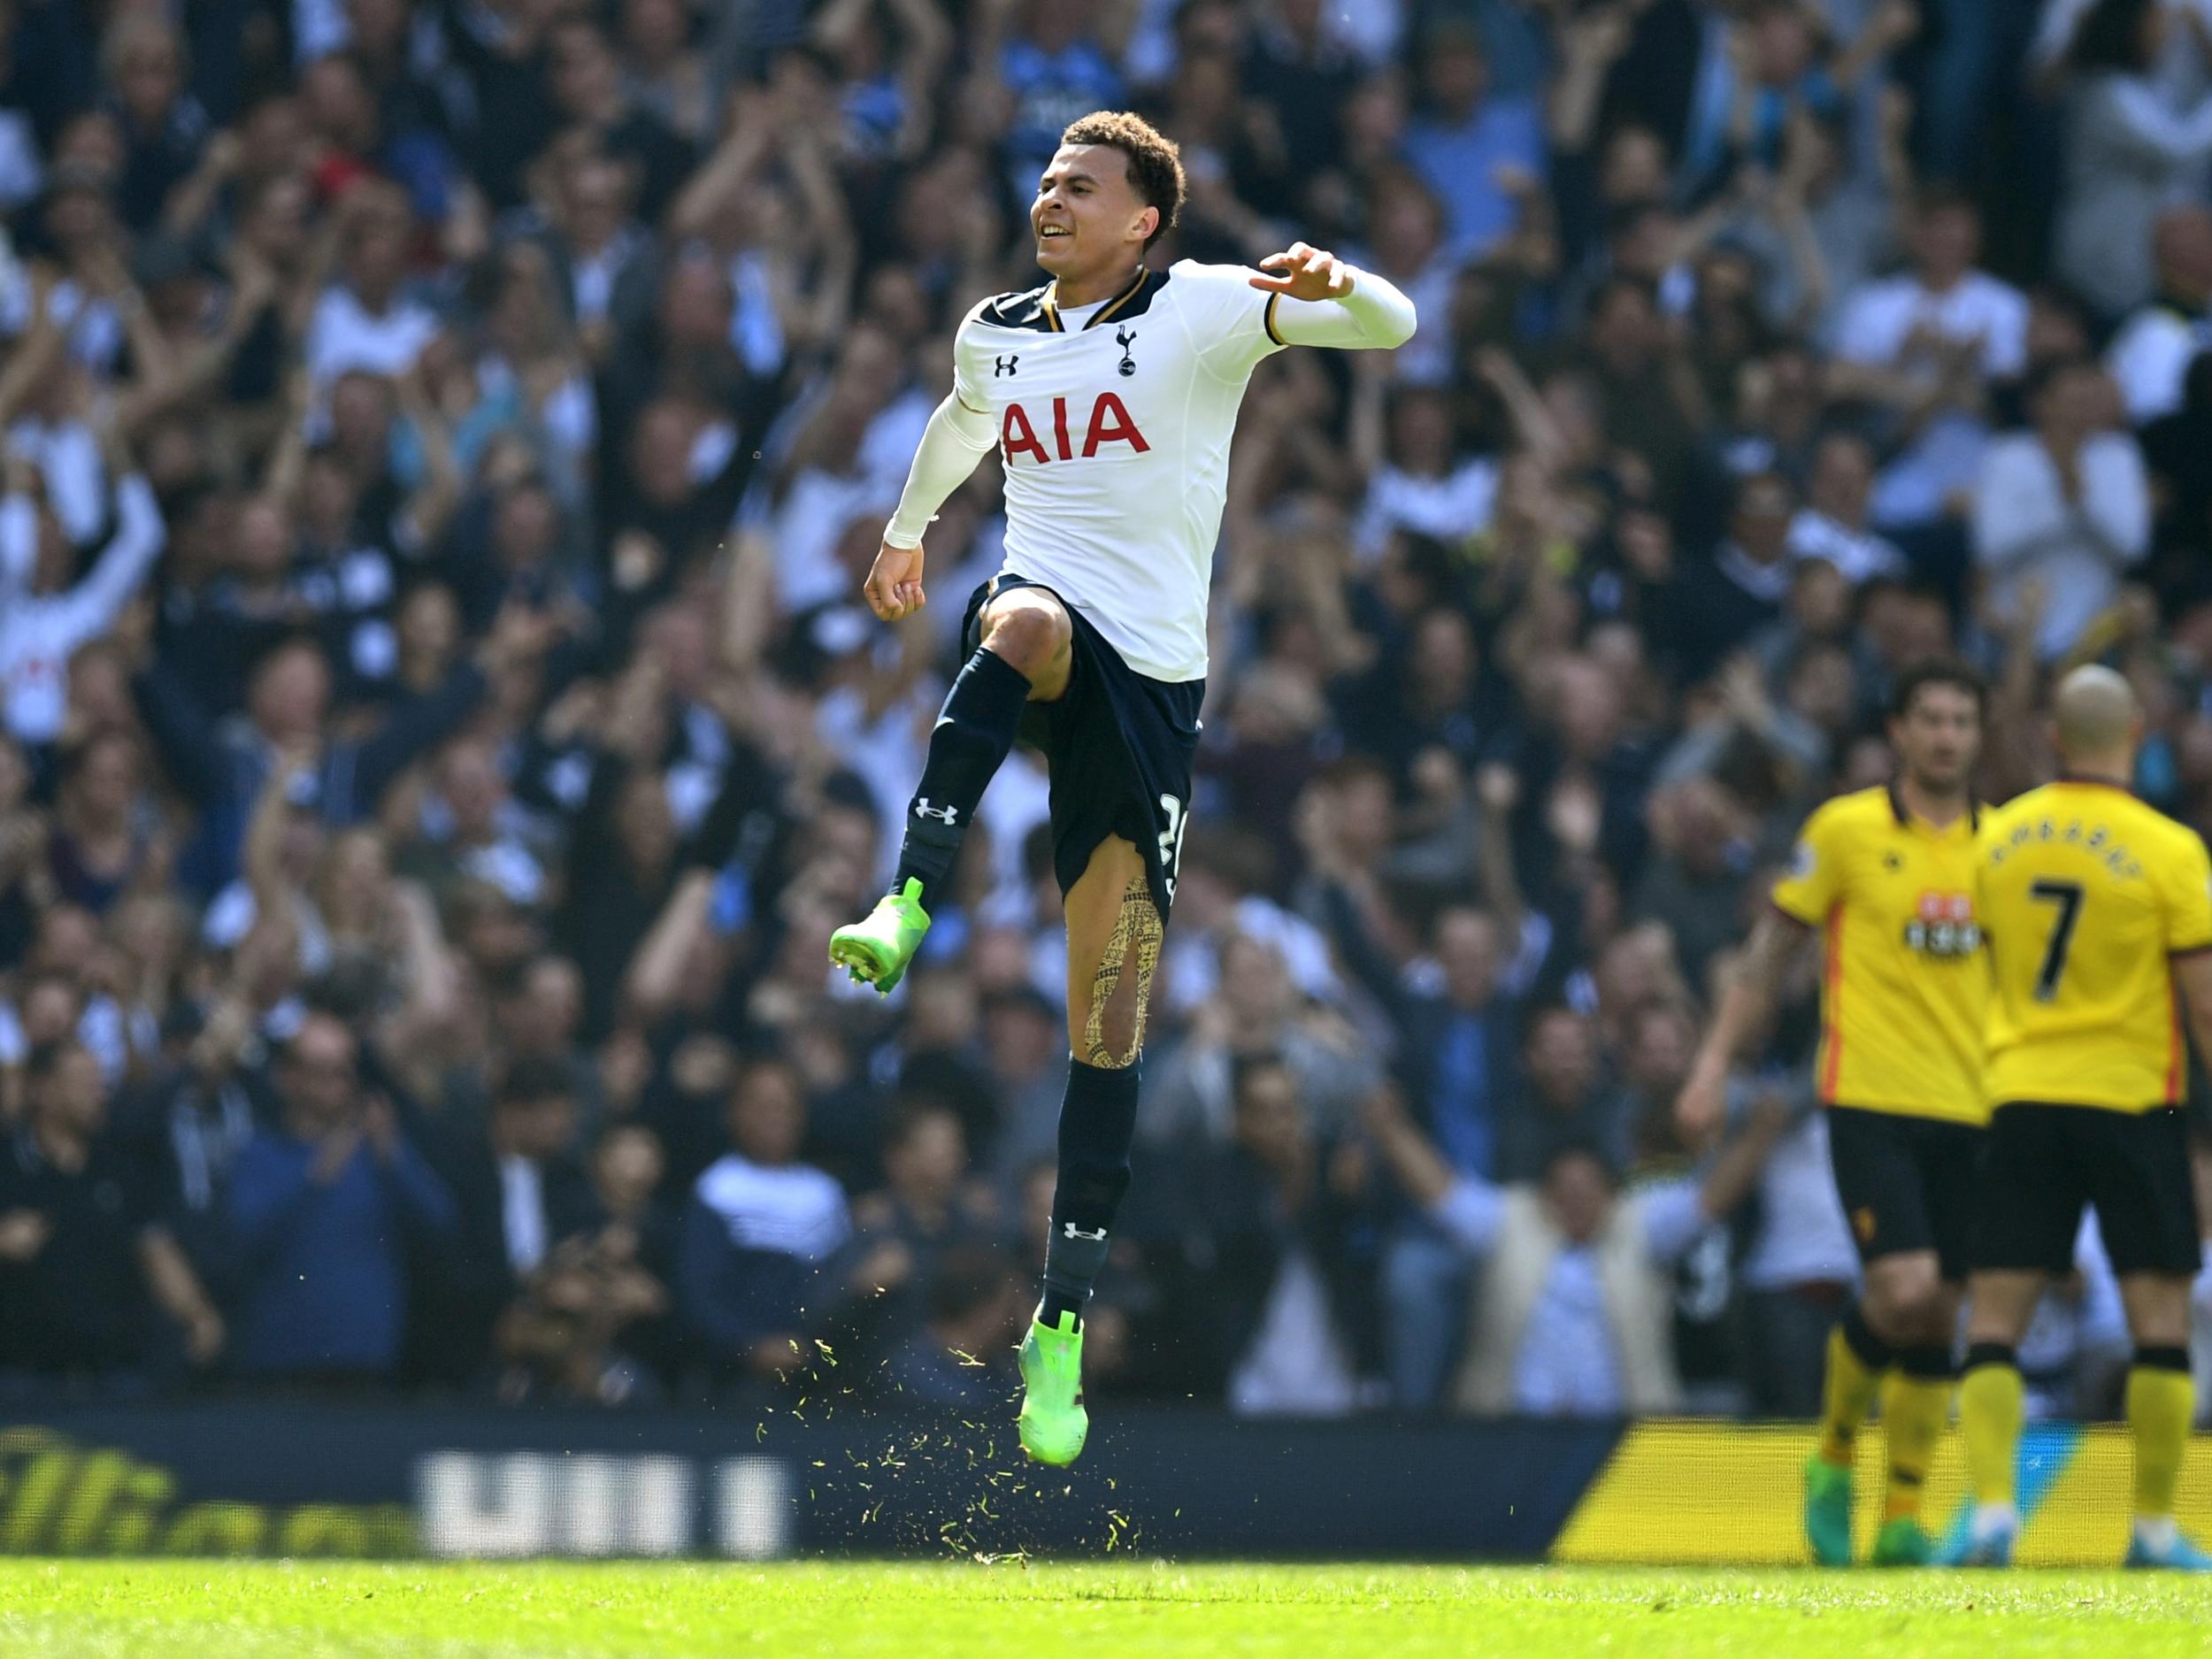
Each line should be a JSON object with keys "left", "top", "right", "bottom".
{"left": 828, "top": 879, "right": 932, "bottom": 995}
{"left": 1871, "top": 1516, "right": 1932, "bottom": 1567}
{"left": 1804, "top": 1455, "right": 1855, "bottom": 1566}
{"left": 1017, "top": 1309, "right": 1087, "bottom": 1466}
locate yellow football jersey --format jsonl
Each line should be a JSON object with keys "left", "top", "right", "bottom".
{"left": 1978, "top": 780, "right": 2212, "bottom": 1112}
{"left": 1770, "top": 786, "right": 1989, "bottom": 1124}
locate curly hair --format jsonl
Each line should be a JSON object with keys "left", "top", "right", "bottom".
{"left": 1060, "top": 111, "right": 1185, "bottom": 250}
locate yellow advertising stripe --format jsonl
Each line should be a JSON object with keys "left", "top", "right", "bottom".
{"left": 1550, "top": 1423, "right": 1946, "bottom": 1564}
{"left": 2015, "top": 1425, "right": 2212, "bottom": 1566}
{"left": 1550, "top": 1421, "right": 2212, "bottom": 1566}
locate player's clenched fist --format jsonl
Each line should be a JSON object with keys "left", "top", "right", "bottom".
{"left": 864, "top": 541, "right": 927, "bottom": 621}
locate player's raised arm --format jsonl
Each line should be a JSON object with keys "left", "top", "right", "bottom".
{"left": 1247, "top": 242, "right": 1417, "bottom": 350}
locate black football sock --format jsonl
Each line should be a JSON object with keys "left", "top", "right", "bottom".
{"left": 1040, "top": 1057, "right": 1141, "bottom": 1330}
{"left": 891, "top": 646, "right": 1031, "bottom": 913}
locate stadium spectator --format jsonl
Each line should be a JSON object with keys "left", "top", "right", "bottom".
{"left": 1371, "top": 903, "right": 1518, "bottom": 1408}
{"left": 978, "top": 984, "right": 1070, "bottom": 1195}
{"left": 2051, "top": 0, "right": 2212, "bottom": 320}
{"left": 488, "top": 1122, "right": 674, "bottom": 1407}
{"left": 2104, "top": 206, "right": 2212, "bottom": 425}
{"left": 834, "top": 1097, "right": 1001, "bottom": 1357}
{"left": 111, "top": 986, "right": 263, "bottom": 1301}
{"left": 42, "top": 728, "right": 160, "bottom": 916}
{"left": 416, "top": 1055, "right": 597, "bottom": 1386}
{"left": 676, "top": 1058, "right": 849, "bottom": 1391}
{"left": 1201, "top": 1053, "right": 1375, "bottom": 1417}
{"left": 0, "top": 1040, "right": 221, "bottom": 1379}
{"left": 1829, "top": 188, "right": 2024, "bottom": 539}
{"left": 1499, "top": 1001, "right": 1623, "bottom": 1183}
{"left": 1363, "top": 1082, "right": 1787, "bottom": 1416}
{"left": 1677, "top": 471, "right": 1798, "bottom": 685}
{"left": 1400, "top": 23, "right": 1544, "bottom": 264}
{"left": 0, "top": 431, "right": 165, "bottom": 748}
{"left": 1972, "top": 354, "right": 2151, "bottom": 661}
{"left": 1785, "top": 431, "right": 1909, "bottom": 588}
{"left": 226, "top": 1010, "right": 457, "bottom": 1384}
{"left": 1632, "top": 775, "right": 1764, "bottom": 995}
{"left": 134, "top": 603, "right": 548, "bottom": 899}
{"left": 1143, "top": 929, "right": 1379, "bottom": 1148}
{"left": 876, "top": 1241, "right": 1026, "bottom": 1409}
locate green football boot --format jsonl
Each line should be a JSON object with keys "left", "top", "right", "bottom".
{"left": 828, "top": 879, "right": 932, "bottom": 995}
{"left": 1017, "top": 1308, "right": 1087, "bottom": 1466}
{"left": 1805, "top": 1455, "right": 1856, "bottom": 1566}
{"left": 1870, "top": 1516, "right": 1933, "bottom": 1567}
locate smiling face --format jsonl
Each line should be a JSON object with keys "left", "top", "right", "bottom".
{"left": 1031, "top": 142, "right": 1155, "bottom": 285}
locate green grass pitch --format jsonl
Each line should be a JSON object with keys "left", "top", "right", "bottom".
{"left": 0, "top": 1561, "right": 2208, "bottom": 1657}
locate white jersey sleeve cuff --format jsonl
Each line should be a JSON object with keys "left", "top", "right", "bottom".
{"left": 1268, "top": 265, "right": 1417, "bottom": 350}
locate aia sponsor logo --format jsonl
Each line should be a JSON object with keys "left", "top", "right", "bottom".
{"left": 1000, "top": 393, "right": 1149, "bottom": 465}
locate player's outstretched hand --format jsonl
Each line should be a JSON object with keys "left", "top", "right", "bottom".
{"left": 864, "top": 540, "right": 927, "bottom": 621}
{"left": 1250, "top": 242, "right": 1354, "bottom": 303}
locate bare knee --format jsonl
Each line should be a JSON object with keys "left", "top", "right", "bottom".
{"left": 2120, "top": 1274, "right": 2193, "bottom": 1349}
{"left": 982, "top": 602, "right": 1071, "bottom": 683}
{"left": 1963, "top": 1270, "right": 2045, "bottom": 1347}
{"left": 1863, "top": 1256, "right": 1947, "bottom": 1342}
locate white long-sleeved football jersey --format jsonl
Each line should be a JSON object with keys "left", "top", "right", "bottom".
{"left": 948, "top": 260, "right": 1291, "bottom": 683}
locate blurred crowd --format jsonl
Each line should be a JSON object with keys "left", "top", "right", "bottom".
{"left": 4, "top": 0, "right": 2212, "bottom": 1423}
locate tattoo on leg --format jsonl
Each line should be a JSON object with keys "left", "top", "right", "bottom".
{"left": 1081, "top": 877, "right": 1163, "bottom": 1067}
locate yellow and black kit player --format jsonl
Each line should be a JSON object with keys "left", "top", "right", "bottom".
{"left": 1955, "top": 666, "right": 2212, "bottom": 1571}
{"left": 1678, "top": 660, "right": 1989, "bottom": 1566}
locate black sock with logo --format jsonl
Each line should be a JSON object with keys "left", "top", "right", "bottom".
{"left": 892, "top": 647, "right": 1031, "bottom": 913}
{"left": 1041, "top": 1058, "right": 1141, "bottom": 1331}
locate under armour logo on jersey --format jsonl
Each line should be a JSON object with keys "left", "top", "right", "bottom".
{"left": 1061, "top": 1222, "right": 1108, "bottom": 1242}
{"left": 1115, "top": 326, "right": 1136, "bottom": 376}
{"left": 914, "top": 799, "right": 958, "bottom": 824}
{"left": 995, "top": 355, "right": 1018, "bottom": 377}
